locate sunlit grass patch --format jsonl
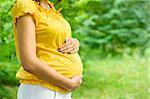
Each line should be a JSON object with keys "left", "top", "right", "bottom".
{"left": 72, "top": 56, "right": 148, "bottom": 99}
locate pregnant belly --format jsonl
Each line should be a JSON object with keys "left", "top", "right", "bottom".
{"left": 38, "top": 52, "right": 83, "bottom": 78}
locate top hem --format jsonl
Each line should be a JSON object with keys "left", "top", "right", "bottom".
{"left": 19, "top": 79, "right": 70, "bottom": 94}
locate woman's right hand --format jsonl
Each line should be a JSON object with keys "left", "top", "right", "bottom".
{"left": 66, "top": 75, "right": 83, "bottom": 92}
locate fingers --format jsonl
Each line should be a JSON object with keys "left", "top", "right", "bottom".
{"left": 65, "top": 47, "right": 74, "bottom": 54}
{"left": 59, "top": 42, "right": 74, "bottom": 52}
{"left": 73, "top": 38, "right": 80, "bottom": 47}
{"left": 71, "top": 77, "right": 82, "bottom": 88}
{"left": 68, "top": 75, "right": 83, "bottom": 91}
{"left": 71, "top": 75, "right": 81, "bottom": 80}
{"left": 58, "top": 38, "right": 79, "bottom": 54}
{"left": 76, "top": 75, "right": 83, "bottom": 84}
{"left": 69, "top": 47, "right": 79, "bottom": 54}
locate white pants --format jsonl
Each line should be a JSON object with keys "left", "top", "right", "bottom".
{"left": 17, "top": 84, "right": 72, "bottom": 99}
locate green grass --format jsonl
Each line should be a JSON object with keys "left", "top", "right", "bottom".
{"left": 72, "top": 55, "right": 149, "bottom": 99}
{"left": 0, "top": 55, "right": 149, "bottom": 99}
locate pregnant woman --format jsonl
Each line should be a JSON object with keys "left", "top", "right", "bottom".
{"left": 11, "top": 0, "right": 83, "bottom": 99}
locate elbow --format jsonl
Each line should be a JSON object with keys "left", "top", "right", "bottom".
{"left": 20, "top": 56, "right": 37, "bottom": 73}
{"left": 21, "top": 61, "right": 32, "bottom": 73}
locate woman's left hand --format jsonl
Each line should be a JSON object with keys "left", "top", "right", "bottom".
{"left": 58, "top": 38, "right": 80, "bottom": 54}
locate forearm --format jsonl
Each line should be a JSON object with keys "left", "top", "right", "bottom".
{"left": 21, "top": 56, "right": 73, "bottom": 90}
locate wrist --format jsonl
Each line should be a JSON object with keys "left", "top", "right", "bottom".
{"left": 58, "top": 77, "right": 74, "bottom": 91}
{"left": 64, "top": 79, "right": 75, "bottom": 91}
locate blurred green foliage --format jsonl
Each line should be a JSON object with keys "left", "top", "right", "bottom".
{"left": 0, "top": 0, "right": 16, "bottom": 62}
{"left": 0, "top": 62, "right": 19, "bottom": 85}
{"left": 0, "top": 62, "right": 19, "bottom": 99}
{"left": 60, "top": 0, "right": 150, "bottom": 55}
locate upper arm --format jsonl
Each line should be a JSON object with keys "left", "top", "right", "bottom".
{"left": 16, "top": 14, "right": 36, "bottom": 66}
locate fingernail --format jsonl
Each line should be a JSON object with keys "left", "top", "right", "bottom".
{"left": 58, "top": 48, "right": 61, "bottom": 52}
{"left": 67, "top": 52, "right": 71, "bottom": 54}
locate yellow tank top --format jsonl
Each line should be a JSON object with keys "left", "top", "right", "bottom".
{"left": 11, "top": 0, "right": 83, "bottom": 93}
